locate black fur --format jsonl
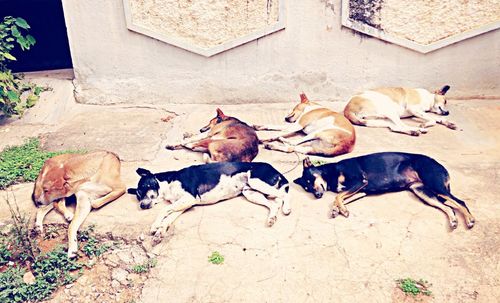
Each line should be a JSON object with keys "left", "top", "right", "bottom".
{"left": 128, "top": 162, "right": 288, "bottom": 202}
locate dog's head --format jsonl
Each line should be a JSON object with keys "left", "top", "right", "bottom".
{"left": 200, "top": 108, "right": 232, "bottom": 133}
{"left": 127, "top": 168, "right": 161, "bottom": 209}
{"left": 285, "top": 93, "right": 315, "bottom": 123}
{"left": 431, "top": 85, "right": 451, "bottom": 116}
{"left": 32, "top": 159, "right": 70, "bottom": 207}
{"left": 294, "top": 157, "right": 329, "bottom": 199}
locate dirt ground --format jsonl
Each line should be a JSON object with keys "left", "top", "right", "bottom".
{"left": 0, "top": 73, "right": 499, "bottom": 303}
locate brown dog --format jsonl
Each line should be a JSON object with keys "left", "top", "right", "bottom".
{"left": 255, "top": 93, "right": 356, "bottom": 157}
{"left": 33, "top": 151, "right": 126, "bottom": 258}
{"left": 166, "top": 108, "right": 259, "bottom": 162}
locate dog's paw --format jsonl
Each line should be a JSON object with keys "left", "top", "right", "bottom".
{"left": 447, "top": 122, "right": 458, "bottom": 130}
{"left": 267, "top": 216, "right": 277, "bottom": 227}
{"left": 331, "top": 207, "right": 340, "bottom": 218}
{"left": 339, "top": 208, "right": 350, "bottom": 218}
{"left": 418, "top": 128, "right": 428, "bottom": 134}
{"left": 409, "top": 130, "right": 421, "bottom": 136}
{"left": 466, "top": 217, "right": 475, "bottom": 229}
{"left": 67, "top": 243, "right": 78, "bottom": 259}
{"left": 282, "top": 206, "right": 291, "bottom": 216}
{"left": 450, "top": 220, "right": 458, "bottom": 230}
{"left": 165, "top": 144, "right": 181, "bottom": 150}
{"left": 34, "top": 224, "right": 44, "bottom": 234}
{"left": 64, "top": 212, "right": 74, "bottom": 222}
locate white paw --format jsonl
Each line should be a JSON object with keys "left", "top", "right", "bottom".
{"left": 64, "top": 212, "right": 74, "bottom": 222}
{"left": 267, "top": 216, "right": 277, "bottom": 227}
{"left": 282, "top": 207, "right": 292, "bottom": 216}
{"left": 35, "top": 224, "right": 44, "bottom": 234}
{"left": 67, "top": 243, "right": 78, "bottom": 259}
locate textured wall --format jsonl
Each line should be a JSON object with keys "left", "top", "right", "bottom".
{"left": 61, "top": 0, "right": 500, "bottom": 105}
{"left": 381, "top": 0, "right": 500, "bottom": 45}
{"left": 129, "top": 0, "right": 279, "bottom": 48}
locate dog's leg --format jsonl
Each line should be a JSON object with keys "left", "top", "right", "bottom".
{"left": 35, "top": 203, "right": 54, "bottom": 233}
{"left": 259, "top": 125, "right": 304, "bottom": 142}
{"left": 332, "top": 180, "right": 368, "bottom": 218}
{"left": 242, "top": 187, "right": 280, "bottom": 227}
{"left": 409, "top": 184, "right": 458, "bottom": 230}
{"left": 151, "top": 210, "right": 186, "bottom": 244}
{"left": 252, "top": 124, "right": 293, "bottom": 131}
{"left": 67, "top": 191, "right": 92, "bottom": 258}
{"left": 385, "top": 115, "right": 427, "bottom": 136}
{"left": 89, "top": 183, "right": 126, "bottom": 209}
{"left": 438, "top": 194, "right": 475, "bottom": 228}
{"left": 150, "top": 195, "right": 196, "bottom": 237}
{"left": 247, "top": 176, "right": 291, "bottom": 216}
{"left": 410, "top": 111, "right": 457, "bottom": 130}
{"left": 166, "top": 132, "right": 208, "bottom": 150}
{"left": 53, "top": 199, "right": 74, "bottom": 222}
{"left": 279, "top": 131, "right": 318, "bottom": 146}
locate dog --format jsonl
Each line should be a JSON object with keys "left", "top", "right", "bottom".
{"left": 294, "top": 152, "right": 475, "bottom": 230}
{"left": 32, "top": 151, "right": 126, "bottom": 258}
{"left": 127, "top": 162, "right": 291, "bottom": 242}
{"left": 165, "top": 108, "right": 259, "bottom": 162}
{"left": 343, "top": 85, "right": 457, "bottom": 136}
{"left": 254, "top": 93, "right": 355, "bottom": 157}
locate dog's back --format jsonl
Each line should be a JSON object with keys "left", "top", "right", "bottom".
{"left": 208, "top": 117, "right": 259, "bottom": 162}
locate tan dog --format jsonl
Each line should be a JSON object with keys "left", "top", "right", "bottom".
{"left": 166, "top": 108, "right": 259, "bottom": 162}
{"left": 255, "top": 93, "right": 356, "bottom": 157}
{"left": 344, "top": 85, "right": 456, "bottom": 136}
{"left": 33, "top": 151, "right": 125, "bottom": 258}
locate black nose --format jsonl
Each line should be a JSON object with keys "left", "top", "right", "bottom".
{"left": 285, "top": 117, "right": 291, "bottom": 123}
{"left": 314, "top": 192, "right": 323, "bottom": 199}
{"left": 140, "top": 203, "right": 151, "bottom": 209}
{"left": 442, "top": 111, "right": 449, "bottom": 116}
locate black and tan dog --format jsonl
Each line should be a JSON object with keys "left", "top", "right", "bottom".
{"left": 294, "top": 152, "right": 475, "bottom": 229}
{"left": 166, "top": 108, "right": 259, "bottom": 162}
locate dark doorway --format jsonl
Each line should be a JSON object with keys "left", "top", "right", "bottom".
{"left": 1, "top": 0, "right": 73, "bottom": 72}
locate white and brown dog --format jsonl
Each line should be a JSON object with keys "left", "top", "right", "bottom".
{"left": 255, "top": 93, "right": 356, "bottom": 157}
{"left": 32, "top": 151, "right": 126, "bottom": 258}
{"left": 344, "top": 85, "right": 456, "bottom": 136}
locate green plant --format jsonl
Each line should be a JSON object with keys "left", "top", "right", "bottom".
{"left": 0, "top": 16, "right": 44, "bottom": 118}
{"left": 208, "top": 251, "right": 224, "bottom": 265}
{"left": 396, "top": 278, "right": 433, "bottom": 297}
{"left": 42, "top": 225, "right": 61, "bottom": 240}
{"left": 5, "top": 196, "right": 39, "bottom": 263}
{"left": 131, "top": 258, "right": 157, "bottom": 274}
{"left": 78, "top": 225, "right": 110, "bottom": 258}
{"left": 0, "top": 243, "right": 12, "bottom": 266}
{"left": 311, "top": 159, "right": 329, "bottom": 166}
{"left": 0, "top": 138, "right": 79, "bottom": 189}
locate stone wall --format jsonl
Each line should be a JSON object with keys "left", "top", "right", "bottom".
{"left": 61, "top": 0, "right": 500, "bottom": 104}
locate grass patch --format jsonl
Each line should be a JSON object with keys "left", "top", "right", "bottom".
{"left": 0, "top": 138, "right": 79, "bottom": 190}
{"left": 396, "top": 278, "right": 433, "bottom": 297}
{"left": 208, "top": 251, "right": 224, "bottom": 265}
{"left": 131, "top": 258, "right": 157, "bottom": 274}
{"left": 311, "top": 159, "right": 329, "bottom": 166}
{"left": 77, "top": 224, "right": 111, "bottom": 258}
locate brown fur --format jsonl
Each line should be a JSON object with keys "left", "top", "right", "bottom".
{"left": 260, "top": 93, "right": 355, "bottom": 157}
{"left": 33, "top": 151, "right": 126, "bottom": 257}
{"left": 167, "top": 109, "right": 259, "bottom": 162}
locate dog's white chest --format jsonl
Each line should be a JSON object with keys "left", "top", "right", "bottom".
{"left": 160, "top": 181, "right": 186, "bottom": 202}
{"left": 199, "top": 173, "right": 249, "bottom": 203}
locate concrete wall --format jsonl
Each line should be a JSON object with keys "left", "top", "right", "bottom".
{"left": 62, "top": 0, "right": 500, "bottom": 105}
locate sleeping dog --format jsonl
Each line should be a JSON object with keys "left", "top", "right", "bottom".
{"left": 128, "top": 162, "right": 291, "bottom": 242}
{"left": 344, "top": 86, "right": 456, "bottom": 136}
{"left": 294, "top": 152, "right": 475, "bottom": 229}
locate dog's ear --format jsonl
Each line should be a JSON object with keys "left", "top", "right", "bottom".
{"left": 127, "top": 188, "right": 137, "bottom": 195}
{"left": 294, "top": 177, "right": 303, "bottom": 185}
{"left": 436, "top": 85, "right": 450, "bottom": 95}
{"left": 300, "top": 93, "right": 309, "bottom": 103}
{"left": 136, "top": 168, "right": 152, "bottom": 177}
{"left": 303, "top": 157, "right": 313, "bottom": 168}
{"left": 216, "top": 108, "right": 226, "bottom": 118}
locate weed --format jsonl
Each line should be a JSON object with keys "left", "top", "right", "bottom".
{"left": 0, "top": 243, "right": 12, "bottom": 266}
{"left": 43, "top": 224, "right": 61, "bottom": 240}
{"left": 0, "top": 16, "right": 46, "bottom": 118}
{"left": 396, "top": 278, "right": 433, "bottom": 297}
{"left": 78, "top": 224, "right": 110, "bottom": 258}
{"left": 208, "top": 251, "right": 224, "bottom": 265}
{"left": 5, "top": 196, "right": 39, "bottom": 262}
{"left": 0, "top": 138, "right": 80, "bottom": 189}
{"left": 311, "top": 159, "right": 329, "bottom": 166}
{"left": 131, "top": 258, "right": 157, "bottom": 274}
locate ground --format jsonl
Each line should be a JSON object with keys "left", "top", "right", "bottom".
{"left": 0, "top": 71, "right": 499, "bottom": 303}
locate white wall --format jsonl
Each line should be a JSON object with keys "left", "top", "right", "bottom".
{"left": 62, "top": 0, "right": 500, "bottom": 105}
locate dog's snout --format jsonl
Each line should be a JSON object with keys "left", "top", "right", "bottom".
{"left": 442, "top": 110, "right": 449, "bottom": 116}
{"left": 285, "top": 116, "right": 292, "bottom": 123}
{"left": 314, "top": 192, "right": 323, "bottom": 199}
{"left": 200, "top": 126, "right": 209, "bottom": 133}
{"left": 140, "top": 202, "right": 151, "bottom": 210}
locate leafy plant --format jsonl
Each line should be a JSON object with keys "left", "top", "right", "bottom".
{"left": 131, "top": 258, "right": 157, "bottom": 274}
{"left": 0, "top": 16, "right": 44, "bottom": 118}
{"left": 78, "top": 224, "right": 110, "bottom": 258}
{"left": 208, "top": 251, "right": 224, "bottom": 265}
{"left": 0, "top": 243, "right": 12, "bottom": 266}
{"left": 5, "top": 196, "right": 39, "bottom": 263}
{"left": 396, "top": 278, "right": 433, "bottom": 297}
{"left": 0, "top": 138, "right": 80, "bottom": 189}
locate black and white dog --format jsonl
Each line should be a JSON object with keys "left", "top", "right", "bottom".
{"left": 128, "top": 162, "right": 291, "bottom": 241}
{"left": 294, "top": 152, "right": 475, "bottom": 230}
